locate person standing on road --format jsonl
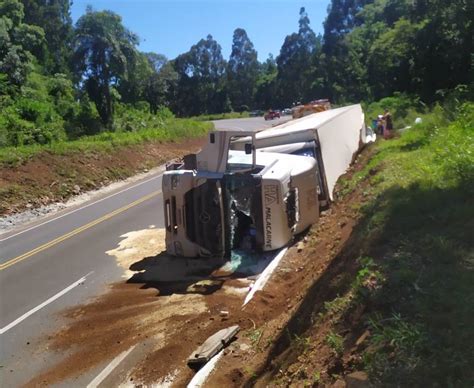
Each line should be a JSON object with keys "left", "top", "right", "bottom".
{"left": 383, "top": 109, "right": 393, "bottom": 139}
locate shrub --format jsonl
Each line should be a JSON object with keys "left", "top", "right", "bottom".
{"left": 156, "top": 106, "right": 175, "bottom": 120}
{"left": 364, "top": 93, "right": 424, "bottom": 128}
{"left": 68, "top": 95, "right": 102, "bottom": 138}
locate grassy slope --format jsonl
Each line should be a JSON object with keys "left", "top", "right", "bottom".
{"left": 0, "top": 118, "right": 211, "bottom": 215}
{"left": 339, "top": 103, "right": 474, "bottom": 385}
{"left": 0, "top": 118, "right": 212, "bottom": 167}
{"left": 254, "top": 102, "right": 474, "bottom": 386}
{"left": 190, "top": 111, "right": 250, "bottom": 121}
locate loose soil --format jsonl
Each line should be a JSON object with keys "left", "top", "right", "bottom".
{"left": 25, "top": 144, "right": 378, "bottom": 387}
{"left": 0, "top": 137, "right": 205, "bottom": 216}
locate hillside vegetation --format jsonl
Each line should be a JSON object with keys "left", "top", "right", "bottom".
{"left": 1, "top": 0, "right": 472, "bottom": 150}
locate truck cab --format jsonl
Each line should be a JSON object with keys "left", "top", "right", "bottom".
{"left": 162, "top": 131, "right": 319, "bottom": 258}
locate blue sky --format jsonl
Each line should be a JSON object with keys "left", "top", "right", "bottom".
{"left": 70, "top": 0, "right": 331, "bottom": 62}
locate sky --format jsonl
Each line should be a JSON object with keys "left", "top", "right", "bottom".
{"left": 70, "top": 0, "right": 331, "bottom": 62}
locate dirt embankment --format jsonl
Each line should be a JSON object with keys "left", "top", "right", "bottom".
{"left": 0, "top": 138, "right": 205, "bottom": 216}
{"left": 24, "top": 144, "right": 378, "bottom": 387}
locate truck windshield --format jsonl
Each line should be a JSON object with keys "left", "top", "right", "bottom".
{"left": 184, "top": 174, "right": 263, "bottom": 258}
{"left": 184, "top": 179, "right": 224, "bottom": 256}
{"left": 227, "top": 151, "right": 253, "bottom": 173}
{"left": 223, "top": 174, "right": 263, "bottom": 255}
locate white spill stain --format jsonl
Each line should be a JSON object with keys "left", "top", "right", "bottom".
{"left": 106, "top": 228, "right": 166, "bottom": 278}
{"left": 222, "top": 286, "right": 249, "bottom": 296}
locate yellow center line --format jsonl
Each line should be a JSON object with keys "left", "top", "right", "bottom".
{"left": 0, "top": 190, "right": 161, "bottom": 271}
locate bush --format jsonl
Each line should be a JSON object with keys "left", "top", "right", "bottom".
{"left": 436, "top": 84, "right": 474, "bottom": 121}
{"left": 15, "top": 98, "right": 52, "bottom": 122}
{"left": 156, "top": 106, "right": 175, "bottom": 120}
{"left": 0, "top": 97, "right": 66, "bottom": 146}
{"left": 133, "top": 100, "right": 150, "bottom": 112}
{"left": 431, "top": 102, "right": 474, "bottom": 185}
{"left": 68, "top": 95, "right": 102, "bottom": 138}
{"left": 364, "top": 93, "right": 425, "bottom": 128}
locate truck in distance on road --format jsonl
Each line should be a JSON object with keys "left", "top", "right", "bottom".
{"left": 163, "top": 104, "right": 371, "bottom": 258}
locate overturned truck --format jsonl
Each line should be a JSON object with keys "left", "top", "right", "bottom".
{"left": 163, "top": 104, "right": 371, "bottom": 258}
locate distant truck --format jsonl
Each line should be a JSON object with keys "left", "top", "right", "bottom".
{"left": 163, "top": 104, "right": 371, "bottom": 258}
{"left": 292, "top": 99, "right": 331, "bottom": 119}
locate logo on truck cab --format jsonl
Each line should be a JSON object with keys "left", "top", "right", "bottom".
{"left": 264, "top": 184, "right": 279, "bottom": 205}
{"left": 264, "top": 184, "right": 279, "bottom": 249}
{"left": 265, "top": 206, "right": 272, "bottom": 249}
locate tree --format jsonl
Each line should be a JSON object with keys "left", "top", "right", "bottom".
{"left": 409, "top": 0, "right": 473, "bottom": 101}
{"left": 320, "top": 0, "right": 473, "bottom": 102}
{"left": 144, "top": 53, "right": 178, "bottom": 113}
{"left": 0, "top": 0, "right": 45, "bottom": 90}
{"left": 367, "top": 18, "right": 422, "bottom": 99}
{"left": 172, "top": 34, "right": 226, "bottom": 116}
{"left": 322, "top": 0, "right": 373, "bottom": 102}
{"left": 20, "top": 0, "right": 73, "bottom": 74}
{"left": 72, "top": 9, "right": 139, "bottom": 126}
{"left": 116, "top": 52, "right": 153, "bottom": 105}
{"left": 276, "top": 7, "right": 320, "bottom": 106}
{"left": 255, "top": 54, "right": 278, "bottom": 110}
{"left": 227, "top": 28, "right": 259, "bottom": 111}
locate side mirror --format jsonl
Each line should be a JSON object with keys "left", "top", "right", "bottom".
{"left": 245, "top": 143, "right": 252, "bottom": 155}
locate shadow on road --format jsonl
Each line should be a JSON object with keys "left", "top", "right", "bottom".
{"left": 126, "top": 249, "right": 282, "bottom": 297}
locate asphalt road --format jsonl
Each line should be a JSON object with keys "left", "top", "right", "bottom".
{"left": 0, "top": 116, "right": 284, "bottom": 386}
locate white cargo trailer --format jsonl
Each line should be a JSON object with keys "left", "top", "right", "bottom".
{"left": 162, "top": 104, "right": 372, "bottom": 258}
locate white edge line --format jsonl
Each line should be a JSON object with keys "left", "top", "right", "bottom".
{"left": 242, "top": 247, "right": 288, "bottom": 307}
{"left": 0, "top": 172, "right": 163, "bottom": 242}
{"left": 187, "top": 349, "right": 225, "bottom": 388}
{"left": 87, "top": 345, "right": 136, "bottom": 388}
{"left": 0, "top": 271, "right": 93, "bottom": 335}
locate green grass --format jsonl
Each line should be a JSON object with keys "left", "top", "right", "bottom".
{"left": 246, "top": 328, "right": 264, "bottom": 350}
{"left": 326, "top": 331, "right": 344, "bottom": 356}
{"left": 191, "top": 111, "right": 250, "bottom": 121}
{"left": 246, "top": 100, "right": 473, "bottom": 387}
{"left": 317, "top": 256, "right": 384, "bottom": 317}
{"left": 313, "top": 102, "right": 474, "bottom": 385}
{"left": 348, "top": 102, "right": 474, "bottom": 385}
{"left": 0, "top": 118, "right": 212, "bottom": 166}
{"left": 292, "top": 333, "right": 312, "bottom": 352}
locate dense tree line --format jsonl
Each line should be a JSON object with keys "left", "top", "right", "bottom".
{"left": 1, "top": 0, "right": 472, "bottom": 147}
